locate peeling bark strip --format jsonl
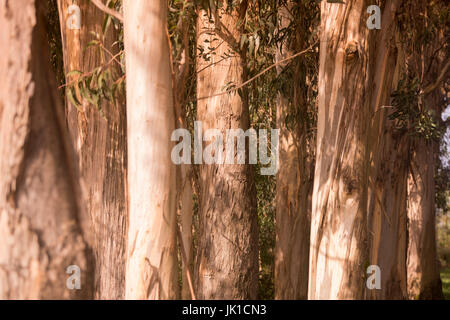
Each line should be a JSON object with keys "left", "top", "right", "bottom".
{"left": 274, "top": 1, "right": 313, "bottom": 300}
{"left": 309, "top": 0, "right": 406, "bottom": 300}
{"left": 309, "top": 0, "right": 372, "bottom": 300}
{"left": 195, "top": 3, "right": 259, "bottom": 300}
{"left": 123, "top": 0, "right": 179, "bottom": 300}
{"left": 0, "top": 0, "right": 93, "bottom": 299}
{"left": 56, "top": 0, "right": 128, "bottom": 299}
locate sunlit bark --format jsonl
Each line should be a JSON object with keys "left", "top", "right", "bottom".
{"left": 309, "top": 0, "right": 406, "bottom": 299}
{"left": 195, "top": 2, "right": 259, "bottom": 299}
{"left": 123, "top": 0, "right": 179, "bottom": 300}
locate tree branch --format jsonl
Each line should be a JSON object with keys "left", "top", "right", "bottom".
{"left": 422, "top": 59, "right": 450, "bottom": 95}
{"left": 197, "top": 41, "right": 318, "bottom": 101}
{"left": 90, "top": 0, "right": 123, "bottom": 22}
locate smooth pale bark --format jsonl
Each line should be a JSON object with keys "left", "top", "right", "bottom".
{"left": 274, "top": 2, "right": 312, "bottom": 300}
{"left": 57, "top": 0, "right": 128, "bottom": 299}
{"left": 195, "top": 4, "right": 259, "bottom": 299}
{"left": 406, "top": 138, "right": 443, "bottom": 299}
{"left": 0, "top": 0, "right": 93, "bottom": 299}
{"left": 123, "top": 0, "right": 179, "bottom": 300}
{"left": 309, "top": 0, "right": 405, "bottom": 299}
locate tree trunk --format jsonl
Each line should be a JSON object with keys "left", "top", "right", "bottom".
{"left": 56, "top": 0, "right": 128, "bottom": 299}
{"left": 366, "top": 1, "right": 409, "bottom": 299}
{"left": 406, "top": 138, "right": 443, "bottom": 299}
{"left": 123, "top": 0, "right": 179, "bottom": 300}
{"left": 402, "top": 0, "right": 445, "bottom": 300}
{"left": 308, "top": 0, "right": 404, "bottom": 299}
{"left": 0, "top": 0, "right": 93, "bottom": 299}
{"left": 368, "top": 119, "right": 408, "bottom": 299}
{"left": 274, "top": 2, "right": 313, "bottom": 300}
{"left": 405, "top": 74, "right": 445, "bottom": 301}
{"left": 195, "top": 3, "right": 259, "bottom": 299}
{"left": 171, "top": 14, "right": 194, "bottom": 300}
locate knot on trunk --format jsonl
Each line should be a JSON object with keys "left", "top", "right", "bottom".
{"left": 345, "top": 40, "right": 360, "bottom": 63}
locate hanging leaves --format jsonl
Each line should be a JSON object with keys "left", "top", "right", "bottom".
{"left": 390, "top": 77, "right": 442, "bottom": 141}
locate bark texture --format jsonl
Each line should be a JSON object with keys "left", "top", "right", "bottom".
{"left": 56, "top": 0, "right": 127, "bottom": 299}
{"left": 406, "top": 138, "right": 443, "bottom": 299}
{"left": 405, "top": 61, "right": 445, "bottom": 300}
{"left": 274, "top": 2, "right": 313, "bottom": 300}
{"left": 309, "top": 0, "right": 406, "bottom": 299}
{"left": 195, "top": 3, "right": 259, "bottom": 299}
{"left": 402, "top": 0, "right": 445, "bottom": 299}
{"left": 123, "top": 0, "right": 179, "bottom": 300}
{"left": 0, "top": 0, "right": 93, "bottom": 299}
{"left": 367, "top": 1, "right": 408, "bottom": 299}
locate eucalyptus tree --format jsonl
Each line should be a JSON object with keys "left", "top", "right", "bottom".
{"left": 0, "top": 0, "right": 93, "bottom": 299}
{"left": 56, "top": 0, "right": 127, "bottom": 299}
{"left": 274, "top": 0, "right": 318, "bottom": 300}
{"left": 195, "top": 0, "right": 259, "bottom": 299}
{"left": 123, "top": 0, "right": 179, "bottom": 299}
{"left": 396, "top": 0, "right": 447, "bottom": 299}
{"left": 309, "top": 0, "right": 408, "bottom": 299}
{"left": 168, "top": 0, "right": 197, "bottom": 300}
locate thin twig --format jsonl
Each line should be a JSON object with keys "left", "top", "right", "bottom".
{"left": 421, "top": 59, "right": 450, "bottom": 95}
{"left": 197, "top": 52, "right": 234, "bottom": 74}
{"left": 196, "top": 41, "right": 318, "bottom": 101}
{"left": 99, "top": 43, "right": 124, "bottom": 68}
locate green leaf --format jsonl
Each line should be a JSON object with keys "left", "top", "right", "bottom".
{"left": 66, "top": 85, "right": 82, "bottom": 109}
